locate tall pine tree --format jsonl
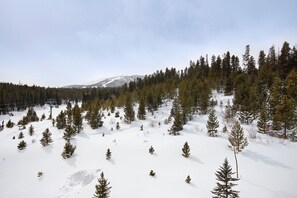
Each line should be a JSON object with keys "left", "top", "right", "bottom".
{"left": 93, "top": 172, "right": 112, "bottom": 198}
{"left": 206, "top": 109, "right": 220, "bottom": 137}
{"left": 229, "top": 121, "right": 248, "bottom": 153}
{"left": 212, "top": 158, "right": 239, "bottom": 198}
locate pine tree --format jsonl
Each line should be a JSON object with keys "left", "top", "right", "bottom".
{"left": 28, "top": 124, "right": 34, "bottom": 136}
{"left": 72, "top": 103, "right": 83, "bottom": 133}
{"left": 207, "top": 109, "right": 220, "bottom": 137}
{"left": 66, "top": 101, "right": 73, "bottom": 125}
{"left": 18, "top": 132, "right": 24, "bottom": 139}
{"left": 40, "top": 128, "right": 53, "bottom": 146}
{"left": 124, "top": 95, "right": 135, "bottom": 124}
{"left": 149, "top": 170, "right": 156, "bottom": 177}
{"left": 56, "top": 110, "right": 66, "bottom": 129}
{"left": 185, "top": 175, "right": 191, "bottom": 184}
{"left": 106, "top": 148, "right": 112, "bottom": 160}
{"left": 229, "top": 121, "right": 248, "bottom": 153}
{"left": 87, "top": 104, "right": 103, "bottom": 129}
{"left": 273, "top": 95, "right": 296, "bottom": 138}
{"left": 212, "top": 158, "right": 239, "bottom": 198}
{"left": 63, "top": 125, "right": 75, "bottom": 141}
{"left": 116, "top": 122, "right": 120, "bottom": 130}
{"left": 17, "top": 140, "right": 27, "bottom": 150}
{"left": 182, "top": 142, "right": 190, "bottom": 158}
{"left": 257, "top": 108, "right": 270, "bottom": 134}
{"left": 137, "top": 96, "right": 146, "bottom": 120}
{"left": 149, "top": 146, "right": 155, "bottom": 154}
{"left": 224, "top": 100, "right": 235, "bottom": 123}
{"left": 6, "top": 119, "right": 15, "bottom": 128}
{"left": 170, "top": 97, "right": 183, "bottom": 135}
{"left": 93, "top": 172, "right": 112, "bottom": 198}
{"left": 61, "top": 141, "right": 76, "bottom": 159}
{"left": 41, "top": 113, "right": 46, "bottom": 121}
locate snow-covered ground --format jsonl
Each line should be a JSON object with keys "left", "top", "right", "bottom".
{"left": 0, "top": 92, "right": 296, "bottom": 198}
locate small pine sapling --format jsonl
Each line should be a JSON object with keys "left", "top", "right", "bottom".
{"left": 149, "top": 146, "right": 155, "bottom": 154}
{"left": 17, "top": 140, "right": 27, "bottom": 150}
{"left": 28, "top": 124, "right": 34, "bottom": 136}
{"left": 185, "top": 175, "right": 191, "bottom": 184}
{"left": 116, "top": 122, "right": 120, "bottom": 130}
{"left": 182, "top": 142, "right": 190, "bottom": 158}
{"left": 106, "top": 148, "right": 112, "bottom": 160}
{"left": 61, "top": 141, "right": 76, "bottom": 159}
{"left": 140, "top": 124, "right": 143, "bottom": 131}
{"left": 18, "top": 132, "right": 24, "bottom": 139}
{"left": 37, "top": 171, "right": 44, "bottom": 178}
{"left": 222, "top": 125, "right": 228, "bottom": 133}
{"left": 40, "top": 128, "right": 53, "bottom": 146}
{"left": 149, "top": 170, "right": 156, "bottom": 177}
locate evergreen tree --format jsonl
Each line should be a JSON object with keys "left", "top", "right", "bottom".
{"left": 116, "top": 122, "right": 120, "bottom": 130}
{"left": 18, "top": 132, "right": 24, "bottom": 139}
{"left": 269, "top": 76, "right": 283, "bottom": 130}
{"left": 170, "top": 97, "right": 183, "bottom": 135}
{"left": 63, "top": 125, "right": 75, "bottom": 141}
{"left": 224, "top": 100, "right": 235, "bottom": 123}
{"left": 212, "top": 158, "right": 239, "bottom": 198}
{"left": 182, "top": 142, "right": 190, "bottom": 158}
{"left": 93, "top": 172, "right": 112, "bottom": 198}
{"left": 229, "top": 121, "right": 248, "bottom": 153}
{"left": 273, "top": 95, "right": 296, "bottom": 138}
{"left": 40, "top": 128, "right": 53, "bottom": 146}
{"left": 41, "top": 113, "right": 46, "bottom": 121}
{"left": 137, "top": 96, "right": 146, "bottom": 120}
{"left": 149, "top": 170, "right": 156, "bottom": 177}
{"left": 6, "top": 119, "right": 15, "bottom": 128}
{"left": 185, "top": 175, "right": 191, "bottom": 184}
{"left": 28, "top": 124, "right": 34, "bottom": 136}
{"left": 66, "top": 101, "right": 73, "bottom": 125}
{"left": 207, "top": 109, "right": 220, "bottom": 137}
{"left": 17, "top": 140, "right": 27, "bottom": 150}
{"left": 257, "top": 108, "right": 270, "bottom": 134}
{"left": 286, "top": 69, "right": 297, "bottom": 103}
{"left": 149, "top": 146, "right": 155, "bottom": 154}
{"left": 72, "top": 103, "right": 83, "bottom": 133}
{"left": 61, "top": 141, "right": 76, "bottom": 159}
{"left": 106, "top": 148, "right": 112, "bottom": 160}
{"left": 56, "top": 110, "right": 66, "bottom": 129}
{"left": 87, "top": 103, "right": 103, "bottom": 129}
{"left": 124, "top": 95, "right": 135, "bottom": 124}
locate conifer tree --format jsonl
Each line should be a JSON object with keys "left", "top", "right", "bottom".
{"left": 286, "top": 69, "right": 297, "bottom": 103}
{"left": 6, "top": 119, "right": 15, "bottom": 128}
{"left": 185, "top": 175, "right": 191, "bottom": 184}
{"left": 28, "top": 124, "right": 34, "bottom": 136}
{"left": 257, "top": 108, "right": 270, "bottom": 134}
{"left": 93, "top": 172, "right": 112, "bottom": 198}
{"left": 137, "top": 96, "right": 146, "bottom": 120}
{"left": 182, "top": 142, "right": 190, "bottom": 158}
{"left": 116, "top": 122, "right": 120, "bottom": 130}
{"left": 207, "top": 109, "right": 220, "bottom": 137}
{"left": 224, "top": 100, "right": 235, "bottom": 123}
{"left": 269, "top": 76, "right": 283, "bottom": 129}
{"left": 18, "top": 132, "right": 24, "bottom": 139}
{"left": 56, "top": 110, "right": 66, "bottom": 129}
{"left": 41, "top": 113, "right": 46, "bottom": 121}
{"left": 149, "top": 146, "right": 155, "bottom": 154}
{"left": 40, "top": 128, "right": 53, "bottom": 146}
{"left": 170, "top": 97, "right": 183, "bottom": 135}
{"left": 212, "top": 158, "right": 239, "bottom": 198}
{"left": 72, "top": 103, "right": 83, "bottom": 133}
{"left": 229, "top": 121, "right": 248, "bottom": 153}
{"left": 124, "top": 95, "right": 135, "bottom": 124}
{"left": 66, "top": 101, "right": 73, "bottom": 125}
{"left": 149, "top": 170, "right": 156, "bottom": 177}
{"left": 17, "top": 140, "right": 27, "bottom": 150}
{"left": 61, "top": 141, "right": 76, "bottom": 159}
{"left": 106, "top": 148, "right": 112, "bottom": 160}
{"left": 87, "top": 104, "right": 103, "bottom": 129}
{"left": 63, "top": 125, "right": 75, "bottom": 141}
{"left": 273, "top": 95, "right": 296, "bottom": 138}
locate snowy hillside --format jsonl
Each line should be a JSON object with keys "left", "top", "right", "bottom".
{"left": 65, "top": 75, "right": 143, "bottom": 88}
{"left": 0, "top": 92, "right": 296, "bottom": 198}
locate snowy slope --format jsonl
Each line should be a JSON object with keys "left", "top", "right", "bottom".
{"left": 65, "top": 75, "right": 143, "bottom": 88}
{"left": 0, "top": 92, "right": 296, "bottom": 198}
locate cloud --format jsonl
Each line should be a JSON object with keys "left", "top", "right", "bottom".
{"left": 0, "top": 0, "right": 296, "bottom": 86}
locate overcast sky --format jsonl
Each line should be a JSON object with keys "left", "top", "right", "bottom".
{"left": 0, "top": 0, "right": 296, "bottom": 87}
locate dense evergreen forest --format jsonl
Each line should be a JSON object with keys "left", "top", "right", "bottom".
{"left": 1, "top": 41, "right": 297, "bottom": 138}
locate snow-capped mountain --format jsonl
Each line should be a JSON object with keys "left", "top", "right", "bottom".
{"left": 65, "top": 75, "right": 143, "bottom": 88}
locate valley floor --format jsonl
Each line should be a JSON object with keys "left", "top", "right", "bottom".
{"left": 0, "top": 93, "right": 296, "bottom": 198}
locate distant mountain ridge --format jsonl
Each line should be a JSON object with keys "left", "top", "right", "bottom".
{"left": 64, "top": 75, "right": 143, "bottom": 88}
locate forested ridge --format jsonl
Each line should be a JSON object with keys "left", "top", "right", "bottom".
{"left": 1, "top": 41, "right": 297, "bottom": 138}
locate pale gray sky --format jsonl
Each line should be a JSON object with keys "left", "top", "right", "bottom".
{"left": 0, "top": 0, "right": 296, "bottom": 87}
